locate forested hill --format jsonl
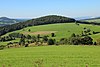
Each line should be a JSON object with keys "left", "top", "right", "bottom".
{"left": 0, "top": 15, "right": 75, "bottom": 36}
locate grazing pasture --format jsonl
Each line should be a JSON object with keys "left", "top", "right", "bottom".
{"left": 0, "top": 45, "right": 100, "bottom": 67}
{"left": 3, "top": 23, "right": 100, "bottom": 41}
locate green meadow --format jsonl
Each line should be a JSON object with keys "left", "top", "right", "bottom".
{"left": 3, "top": 23, "right": 100, "bottom": 42}
{"left": 0, "top": 45, "right": 100, "bottom": 67}
{"left": 0, "top": 23, "right": 100, "bottom": 67}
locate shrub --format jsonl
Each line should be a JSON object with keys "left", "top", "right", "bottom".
{"left": 37, "top": 34, "right": 40, "bottom": 41}
{"left": 60, "top": 38, "right": 68, "bottom": 45}
{"left": 42, "top": 36, "right": 48, "bottom": 42}
{"left": 71, "top": 33, "right": 76, "bottom": 37}
{"left": 0, "top": 45, "right": 5, "bottom": 50}
{"left": 25, "top": 44, "right": 28, "bottom": 47}
{"left": 19, "top": 38, "right": 25, "bottom": 46}
{"left": 26, "top": 35, "right": 31, "bottom": 39}
{"left": 81, "top": 36, "right": 93, "bottom": 45}
{"left": 28, "top": 29, "right": 31, "bottom": 32}
{"left": 96, "top": 39, "right": 100, "bottom": 45}
{"left": 48, "top": 39, "right": 55, "bottom": 45}
{"left": 51, "top": 33, "right": 55, "bottom": 37}
{"left": 94, "top": 42, "right": 97, "bottom": 45}
{"left": 70, "top": 37, "right": 81, "bottom": 45}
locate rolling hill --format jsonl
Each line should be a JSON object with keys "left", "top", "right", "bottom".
{"left": 1, "top": 23, "right": 100, "bottom": 46}
{"left": 0, "top": 16, "right": 100, "bottom": 67}
{"left": 0, "top": 17, "right": 28, "bottom": 26}
{"left": 1, "top": 15, "right": 100, "bottom": 46}
{"left": 80, "top": 17, "right": 100, "bottom": 23}
{"left": 84, "top": 19, "right": 100, "bottom": 23}
{"left": 0, "top": 15, "right": 75, "bottom": 36}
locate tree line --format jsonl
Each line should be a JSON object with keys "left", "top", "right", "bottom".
{"left": 1, "top": 30, "right": 100, "bottom": 50}
{"left": 76, "top": 20, "right": 100, "bottom": 25}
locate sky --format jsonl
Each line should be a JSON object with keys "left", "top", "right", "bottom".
{"left": 0, "top": 0, "right": 100, "bottom": 18}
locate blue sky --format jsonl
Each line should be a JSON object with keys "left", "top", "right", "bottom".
{"left": 0, "top": 0, "right": 100, "bottom": 18}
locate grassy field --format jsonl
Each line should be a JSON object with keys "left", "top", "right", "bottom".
{"left": 0, "top": 45, "right": 100, "bottom": 67}
{"left": 1, "top": 23, "right": 100, "bottom": 45}
{"left": 84, "top": 19, "right": 100, "bottom": 23}
{"left": 3, "top": 23, "right": 100, "bottom": 41}
{"left": 0, "top": 23, "right": 100, "bottom": 67}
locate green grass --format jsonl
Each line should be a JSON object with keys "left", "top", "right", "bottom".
{"left": 0, "top": 45, "right": 100, "bottom": 67}
{"left": 85, "top": 19, "right": 100, "bottom": 23}
{"left": 4, "top": 23, "right": 100, "bottom": 40}
{"left": 0, "top": 23, "right": 100, "bottom": 67}
{"left": 1, "top": 23, "right": 100, "bottom": 45}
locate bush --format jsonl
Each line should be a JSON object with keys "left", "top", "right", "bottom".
{"left": 60, "top": 38, "right": 68, "bottom": 44}
{"left": 96, "top": 39, "right": 100, "bottom": 45}
{"left": 71, "top": 33, "right": 76, "bottom": 37}
{"left": 26, "top": 35, "right": 31, "bottom": 39}
{"left": 48, "top": 39, "right": 55, "bottom": 45}
{"left": 51, "top": 33, "right": 55, "bottom": 37}
{"left": 42, "top": 36, "right": 48, "bottom": 42}
{"left": 81, "top": 36, "right": 93, "bottom": 45}
{"left": 25, "top": 44, "right": 28, "bottom": 47}
{"left": 0, "top": 45, "right": 5, "bottom": 50}
{"left": 28, "top": 29, "right": 31, "bottom": 32}
{"left": 94, "top": 42, "right": 97, "bottom": 45}
{"left": 70, "top": 37, "right": 81, "bottom": 45}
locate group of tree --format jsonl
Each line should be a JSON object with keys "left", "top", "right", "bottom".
{"left": 59, "top": 33, "right": 96, "bottom": 45}
{"left": 1, "top": 32, "right": 100, "bottom": 50}
{"left": 5, "top": 32, "right": 56, "bottom": 48}
{"left": 0, "top": 15, "right": 75, "bottom": 36}
{"left": 0, "top": 36, "right": 15, "bottom": 42}
{"left": 81, "top": 27, "right": 100, "bottom": 36}
{"left": 81, "top": 28, "right": 91, "bottom": 36}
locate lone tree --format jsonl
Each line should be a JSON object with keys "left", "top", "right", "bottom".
{"left": 28, "top": 29, "right": 31, "bottom": 32}
{"left": 51, "top": 33, "right": 55, "bottom": 37}
{"left": 94, "top": 42, "right": 97, "bottom": 45}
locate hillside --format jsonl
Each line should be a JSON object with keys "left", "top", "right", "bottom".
{"left": 0, "top": 17, "right": 28, "bottom": 26}
{"left": 1, "top": 23, "right": 100, "bottom": 46}
{"left": 77, "top": 17, "right": 100, "bottom": 24}
{"left": 0, "top": 15, "right": 75, "bottom": 36}
{"left": 84, "top": 19, "right": 100, "bottom": 23}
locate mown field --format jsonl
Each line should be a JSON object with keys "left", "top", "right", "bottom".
{"left": 0, "top": 45, "right": 100, "bottom": 67}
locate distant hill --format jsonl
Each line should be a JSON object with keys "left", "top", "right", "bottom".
{"left": 0, "top": 15, "right": 75, "bottom": 36}
{"left": 0, "top": 17, "right": 28, "bottom": 26}
{"left": 75, "top": 16, "right": 93, "bottom": 20}
{"left": 75, "top": 17, "right": 100, "bottom": 26}
{"left": 83, "top": 17, "right": 100, "bottom": 20}
{"left": 80, "top": 17, "right": 100, "bottom": 23}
